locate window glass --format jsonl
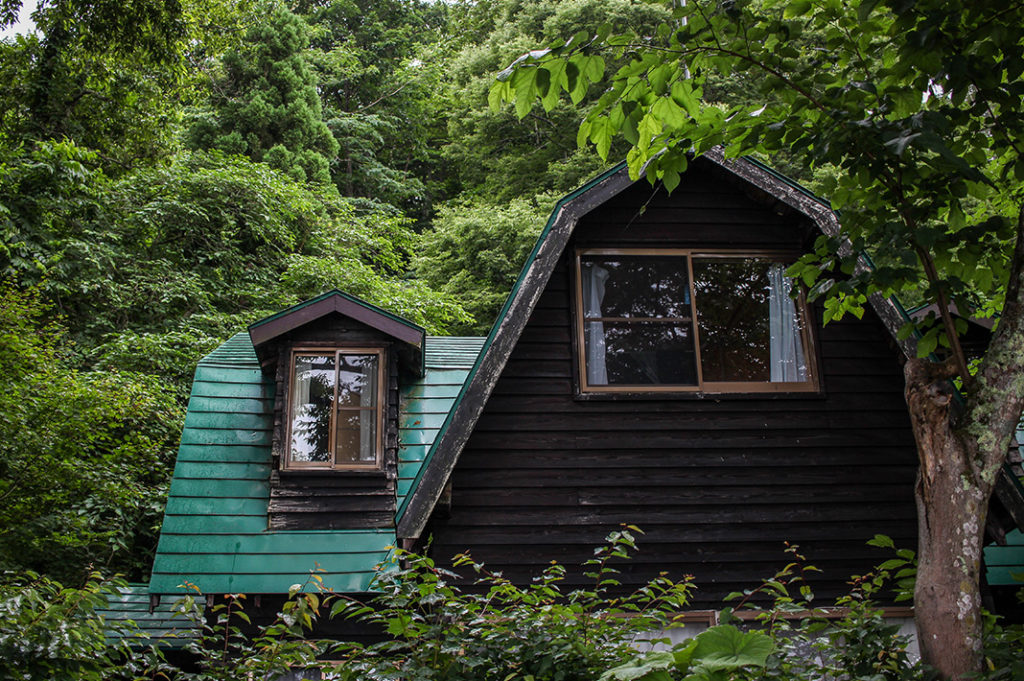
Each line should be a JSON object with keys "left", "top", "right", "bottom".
{"left": 288, "top": 351, "right": 380, "bottom": 468}
{"left": 289, "top": 354, "right": 335, "bottom": 463}
{"left": 578, "top": 251, "right": 812, "bottom": 392}
{"left": 693, "top": 259, "right": 808, "bottom": 383}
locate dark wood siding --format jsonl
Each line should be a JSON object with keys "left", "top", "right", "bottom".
{"left": 425, "top": 162, "right": 918, "bottom": 607}
{"left": 266, "top": 314, "right": 398, "bottom": 530}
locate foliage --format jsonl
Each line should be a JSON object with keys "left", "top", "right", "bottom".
{"left": 415, "top": 194, "right": 552, "bottom": 334}
{"left": 188, "top": 7, "right": 339, "bottom": 184}
{"left": 0, "top": 0, "right": 186, "bottom": 172}
{"left": 0, "top": 286, "right": 183, "bottom": 581}
{"left": 493, "top": 0, "right": 1024, "bottom": 358}
{"left": 0, "top": 572, "right": 139, "bottom": 681}
{"left": 304, "top": 0, "right": 445, "bottom": 213}
{"left": 330, "top": 528, "right": 696, "bottom": 681}
{"left": 0, "top": 145, "right": 469, "bottom": 392}
{"left": 440, "top": 0, "right": 670, "bottom": 204}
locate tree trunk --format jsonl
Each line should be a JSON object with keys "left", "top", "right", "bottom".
{"left": 906, "top": 359, "right": 987, "bottom": 678}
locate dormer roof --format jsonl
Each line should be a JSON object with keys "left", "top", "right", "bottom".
{"left": 248, "top": 290, "right": 427, "bottom": 376}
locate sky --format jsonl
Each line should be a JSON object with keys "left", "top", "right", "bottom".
{"left": 0, "top": 0, "right": 38, "bottom": 40}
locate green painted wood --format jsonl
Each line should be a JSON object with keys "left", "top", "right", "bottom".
{"left": 189, "top": 380, "right": 274, "bottom": 399}
{"left": 397, "top": 479, "right": 413, "bottom": 499}
{"left": 175, "top": 444, "right": 271, "bottom": 463}
{"left": 397, "top": 427, "right": 442, "bottom": 446}
{"left": 179, "top": 428, "right": 272, "bottom": 446}
{"left": 169, "top": 479, "right": 269, "bottom": 498}
{"left": 163, "top": 497, "right": 268, "bottom": 516}
{"left": 398, "top": 444, "right": 429, "bottom": 461}
{"left": 187, "top": 396, "right": 274, "bottom": 413}
{"left": 400, "top": 397, "right": 458, "bottom": 415}
{"left": 193, "top": 367, "right": 266, "bottom": 383}
{"left": 156, "top": 530, "right": 394, "bottom": 555}
{"left": 171, "top": 462, "right": 271, "bottom": 480}
{"left": 154, "top": 551, "right": 392, "bottom": 575}
{"left": 401, "top": 382, "right": 464, "bottom": 399}
{"left": 985, "top": 566, "right": 1024, "bottom": 585}
{"left": 186, "top": 411, "right": 272, "bottom": 431}
{"left": 985, "top": 545, "right": 1024, "bottom": 565}
{"left": 159, "top": 514, "right": 268, "bottom": 534}
{"left": 399, "top": 412, "right": 448, "bottom": 429}
{"left": 151, "top": 570, "right": 377, "bottom": 594}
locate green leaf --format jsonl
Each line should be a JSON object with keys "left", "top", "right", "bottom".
{"left": 652, "top": 97, "right": 687, "bottom": 130}
{"left": 488, "top": 81, "right": 511, "bottom": 112}
{"left": 512, "top": 68, "right": 538, "bottom": 120}
{"left": 691, "top": 625, "right": 773, "bottom": 671}
{"left": 784, "top": 0, "right": 811, "bottom": 18}
{"left": 599, "top": 651, "right": 677, "bottom": 681}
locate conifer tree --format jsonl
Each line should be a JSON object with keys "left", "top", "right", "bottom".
{"left": 188, "top": 7, "right": 338, "bottom": 183}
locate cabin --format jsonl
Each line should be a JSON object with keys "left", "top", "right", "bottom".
{"left": 113, "top": 150, "right": 1024, "bottom": 642}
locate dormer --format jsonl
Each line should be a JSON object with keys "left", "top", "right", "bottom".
{"left": 248, "top": 290, "right": 425, "bottom": 530}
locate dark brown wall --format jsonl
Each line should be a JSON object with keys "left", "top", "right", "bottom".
{"left": 425, "top": 161, "right": 919, "bottom": 607}
{"left": 265, "top": 314, "right": 399, "bottom": 530}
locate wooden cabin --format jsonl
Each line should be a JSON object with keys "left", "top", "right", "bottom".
{"left": 132, "top": 150, "right": 1024, "bottom": 638}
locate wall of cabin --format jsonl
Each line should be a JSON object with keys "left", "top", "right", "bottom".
{"left": 423, "top": 161, "right": 919, "bottom": 607}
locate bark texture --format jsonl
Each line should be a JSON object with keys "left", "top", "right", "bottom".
{"left": 908, "top": 205, "right": 1024, "bottom": 680}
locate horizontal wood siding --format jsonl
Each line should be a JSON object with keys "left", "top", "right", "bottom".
{"left": 426, "top": 165, "right": 918, "bottom": 608}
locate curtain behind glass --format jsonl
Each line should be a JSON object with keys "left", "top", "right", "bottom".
{"left": 767, "top": 264, "right": 808, "bottom": 382}
{"left": 581, "top": 262, "right": 610, "bottom": 385}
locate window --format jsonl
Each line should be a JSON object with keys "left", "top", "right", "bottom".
{"left": 285, "top": 348, "right": 383, "bottom": 469}
{"left": 576, "top": 250, "right": 816, "bottom": 393}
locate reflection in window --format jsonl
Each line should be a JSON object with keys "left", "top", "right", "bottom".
{"left": 288, "top": 351, "right": 380, "bottom": 468}
{"left": 578, "top": 251, "right": 813, "bottom": 391}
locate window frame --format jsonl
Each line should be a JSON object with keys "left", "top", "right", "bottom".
{"left": 574, "top": 248, "right": 819, "bottom": 394}
{"left": 283, "top": 346, "right": 386, "bottom": 470}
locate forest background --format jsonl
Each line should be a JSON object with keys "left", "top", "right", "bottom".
{"left": 0, "top": 0, "right": 691, "bottom": 583}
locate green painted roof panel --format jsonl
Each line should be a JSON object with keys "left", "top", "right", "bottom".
{"left": 98, "top": 583, "right": 200, "bottom": 648}
{"left": 151, "top": 332, "right": 481, "bottom": 595}
{"left": 985, "top": 529, "right": 1024, "bottom": 585}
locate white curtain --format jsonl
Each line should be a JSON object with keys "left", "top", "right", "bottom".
{"left": 358, "top": 357, "right": 377, "bottom": 461}
{"left": 581, "top": 262, "right": 610, "bottom": 385}
{"left": 768, "top": 264, "right": 808, "bottom": 382}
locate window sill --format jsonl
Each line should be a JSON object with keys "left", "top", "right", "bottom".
{"left": 573, "top": 389, "right": 827, "bottom": 402}
{"left": 277, "top": 468, "right": 387, "bottom": 478}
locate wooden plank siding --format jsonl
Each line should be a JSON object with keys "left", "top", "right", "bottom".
{"left": 424, "top": 168, "right": 919, "bottom": 608}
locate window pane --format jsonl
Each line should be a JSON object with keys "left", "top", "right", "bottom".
{"left": 289, "top": 355, "right": 335, "bottom": 463}
{"left": 335, "top": 409, "right": 377, "bottom": 464}
{"left": 581, "top": 255, "right": 692, "bottom": 319}
{"left": 589, "top": 322, "right": 698, "bottom": 385}
{"left": 337, "top": 354, "right": 378, "bottom": 408}
{"left": 693, "top": 259, "right": 808, "bottom": 383}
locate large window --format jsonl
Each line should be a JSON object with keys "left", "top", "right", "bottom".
{"left": 576, "top": 250, "right": 816, "bottom": 393}
{"left": 285, "top": 348, "right": 383, "bottom": 469}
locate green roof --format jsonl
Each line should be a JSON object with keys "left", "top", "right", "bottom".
{"left": 149, "top": 332, "right": 482, "bottom": 595}
{"left": 97, "top": 583, "right": 200, "bottom": 648}
{"left": 985, "top": 529, "right": 1024, "bottom": 585}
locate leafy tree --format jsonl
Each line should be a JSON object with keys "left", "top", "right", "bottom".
{"left": 302, "top": 0, "right": 449, "bottom": 216}
{"left": 188, "top": 7, "right": 339, "bottom": 184}
{"left": 0, "top": 0, "right": 185, "bottom": 172}
{"left": 495, "top": 1, "right": 1024, "bottom": 677}
{"left": 415, "top": 194, "right": 551, "bottom": 334}
{"left": 0, "top": 286, "right": 183, "bottom": 581}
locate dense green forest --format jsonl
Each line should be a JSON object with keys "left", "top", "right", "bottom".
{"left": 0, "top": 0, "right": 683, "bottom": 582}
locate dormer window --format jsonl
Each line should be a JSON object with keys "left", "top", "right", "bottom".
{"left": 286, "top": 348, "right": 384, "bottom": 469}
{"left": 575, "top": 249, "right": 817, "bottom": 393}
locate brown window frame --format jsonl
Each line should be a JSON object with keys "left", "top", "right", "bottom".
{"left": 283, "top": 346, "right": 385, "bottom": 470}
{"left": 574, "top": 248, "right": 819, "bottom": 394}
